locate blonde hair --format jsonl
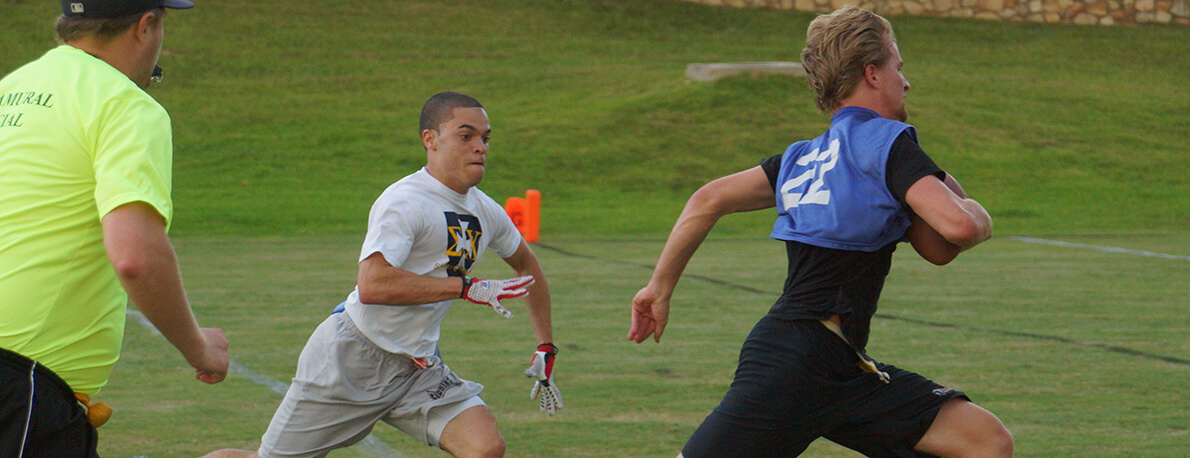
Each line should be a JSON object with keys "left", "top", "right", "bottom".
{"left": 800, "top": 5, "right": 896, "bottom": 113}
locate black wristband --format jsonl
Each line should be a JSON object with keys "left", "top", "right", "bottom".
{"left": 459, "top": 276, "right": 471, "bottom": 299}
{"left": 537, "top": 343, "right": 559, "bottom": 355}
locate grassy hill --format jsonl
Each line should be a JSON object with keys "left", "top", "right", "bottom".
{"left": 4, "top": 0, "right": 1187, "bottom": 238}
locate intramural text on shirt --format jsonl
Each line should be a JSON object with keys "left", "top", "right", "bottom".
{"left": 0, "top": 91, "right": 56, "bottom": 129}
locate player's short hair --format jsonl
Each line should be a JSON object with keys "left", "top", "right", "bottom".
{"left": 801, "top": 5, "right": 896, "bottom": 114}
{"left": 55, "top": 9, "right": 160, "bottom": 43}
{"left": 419, "top": 92, "right": 484, "bottom": 134}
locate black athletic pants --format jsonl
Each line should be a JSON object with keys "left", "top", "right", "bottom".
{"left": 0, "top": 347, "right": 99, "bottom": 457}
{"left": 682, "top": 316, "right": 967, "bottom": 457}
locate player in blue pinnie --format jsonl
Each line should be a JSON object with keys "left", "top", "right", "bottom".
{"left": 207, "top": 92, "right": 560, "bottom": 458}
{"left": 629, "top": 6, "right": 1013, "bottom": 457}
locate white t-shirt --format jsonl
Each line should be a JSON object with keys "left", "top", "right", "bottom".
{"left": 343, "top": 168, "right": 522, "bottom": 357}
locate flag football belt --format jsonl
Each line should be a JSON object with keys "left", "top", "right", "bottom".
{"left": 411, "top": 357, "right": 436, "bottom": 370}
{"left": 74, "top": 392, "right": 112, "bottom": 428}
{"left": 820, "top": 320, "right": 890, "bottom": 384}
{"left": 1, "top": 347, "right": 113, "bottom": 428}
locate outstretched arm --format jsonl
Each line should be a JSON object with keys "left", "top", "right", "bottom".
{"left": 904, "top": 173, "right": 992, "bottom": 265}
{"left": 503, "top": 240, "right": 564, "bottom": 415}
{"left": 629, "top": 166, "right": 775, "bottom": 343}
{"left": 503, "top": 240, "right": 553, "bottom": 345}
{"left": 102, "top": 202, "right": 228, "bottom": 384}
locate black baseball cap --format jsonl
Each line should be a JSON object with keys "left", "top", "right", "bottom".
{"left": 62, "top": 0, "right": 195, "bottom": 18}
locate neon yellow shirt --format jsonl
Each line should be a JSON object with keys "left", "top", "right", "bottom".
{"left": 0, "top": 46, "right": 174, "bottom": 395}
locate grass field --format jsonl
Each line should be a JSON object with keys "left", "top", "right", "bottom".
{"left": 3, "top": 0, "right": 1187, "bottom": 237}
{"left": 93, "top": 234, "right": 1189, "bottom": 457}
{"left": 3, "top": 0, "right": 1188, "bottom": 456}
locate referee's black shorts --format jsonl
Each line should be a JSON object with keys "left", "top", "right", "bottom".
{"left": 0, "top": 347, "right": 99, "bottom": 457}
{"left": 682, "top": 315, "right": 968, "bottom": 458}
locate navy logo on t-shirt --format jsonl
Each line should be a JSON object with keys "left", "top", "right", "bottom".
{"left": 444, "top": 212, "right": 482, "bottom": 276}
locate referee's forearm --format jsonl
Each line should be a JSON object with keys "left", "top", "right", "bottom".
{"left": 119, "top": 240, "right": 208, "bottom": 364}
{"left": 103, "top": 203, "right": 209, "bottom": 363}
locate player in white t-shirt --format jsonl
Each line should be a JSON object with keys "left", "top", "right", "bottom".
{"left": 206, "top": 92, "right": 560, "bottom": 458}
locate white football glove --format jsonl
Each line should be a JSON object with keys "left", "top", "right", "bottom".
{"left": 524, "top": 343, "right": 563, "bottom": 415}
{"left": 461, "top": 275, "right": 534, "bottom": 318}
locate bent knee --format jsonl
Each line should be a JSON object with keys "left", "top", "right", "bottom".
{"left": 987, "top": 424, "right": 1014, "bottom": 456}
{"left": 470, "top": 437, "right": 505, "bottom": 458}
{"left": 919, "top": 400, "right": 1014, "bottom": 457}
{"left": 486, "top": 436, "right": 507, "bottom": 458}
{"left": 971, "top": 408, "right": 1013, "bottom": 456}
{"left": 450, "top": 435, "right": 504, "bottom": 458}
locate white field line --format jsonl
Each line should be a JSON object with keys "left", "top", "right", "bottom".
{"left": 1008, "top": 236, "right": 1190, "bottom": 262}
{"left": 125, "top": 310, "right": 402, "bottom": 457}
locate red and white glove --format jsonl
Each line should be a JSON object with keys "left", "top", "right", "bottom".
{"left": 461, "top": 275, "right": 534, "bottom": 318}
{"left": 524, "top": 343, "right": 563, "bottom": 415}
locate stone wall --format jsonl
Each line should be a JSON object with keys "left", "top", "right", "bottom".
{"left": 682, "top": 0, "right": 1190, "bottom": 26}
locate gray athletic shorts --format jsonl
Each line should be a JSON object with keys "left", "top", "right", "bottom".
{"left": 258, "top": 312, "right": 486, "bottom": 458}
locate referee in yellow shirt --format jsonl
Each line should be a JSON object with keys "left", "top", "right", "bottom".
{"left": 0, "top": 1, "right": 229, "bottom": 455}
